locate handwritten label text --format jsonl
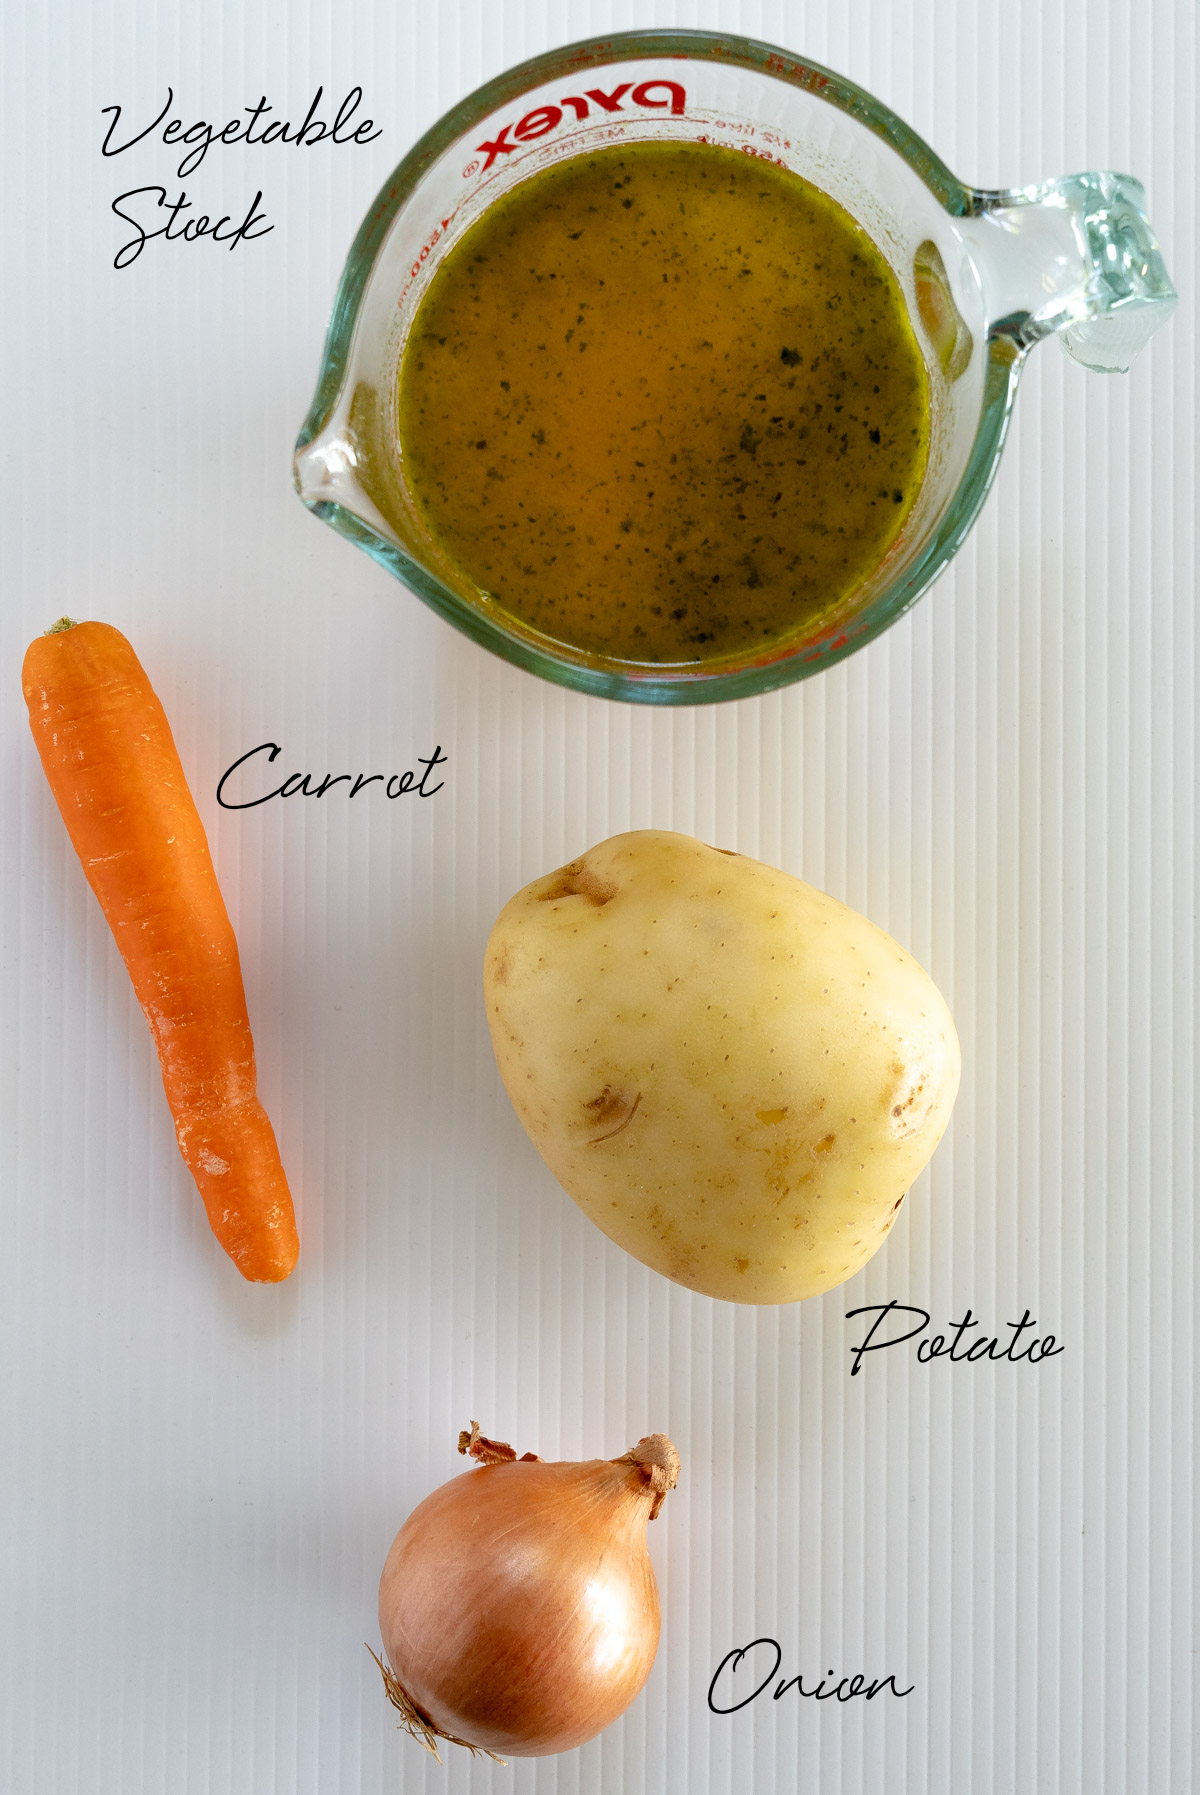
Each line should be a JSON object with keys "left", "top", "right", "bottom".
{"left": 101, "top": 85, "right": 382, "bottom": 268}
{"left": 216, "top": 741, "right": 447, "bottom": 809}
{"left": 846, "top": 1300, "right": 1065, "bottom": 1378}
{"left": 708, "top": 1639, "right": 913, "bottom": 1714}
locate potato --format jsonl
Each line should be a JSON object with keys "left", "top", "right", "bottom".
{"left": 484, "top": 831, "right": 960, "bottom": 1305}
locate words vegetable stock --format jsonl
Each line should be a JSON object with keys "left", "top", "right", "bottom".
{"left": 100, "top": 85, "right": 382, "bottom": 268}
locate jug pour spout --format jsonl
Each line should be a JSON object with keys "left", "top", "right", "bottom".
{"left": 961, "top": 170, "right": 1176, "bottom": 373}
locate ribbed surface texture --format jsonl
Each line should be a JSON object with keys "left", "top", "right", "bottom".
{"left": 1, "top": 2, "right": 1194, "bottom": 1791}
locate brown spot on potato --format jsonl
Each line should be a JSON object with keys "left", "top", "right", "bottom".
{"left": 755, "top": 1107, "right": 789, "bottom": 1125}
{"left": 583, "top": 1086, "right": 642, "bottom": 1144}
{"left": 735, "top": 1256, "right": 750, "bottom": 1273}
{"left": 814, "top": 1133, "right": 836, "bottom": 1155}
{"left": 888, "top": 1044, "right": 942, "bottom": 1139}
{"left": 539, "top": 859, "right": 618, "bottom": 905}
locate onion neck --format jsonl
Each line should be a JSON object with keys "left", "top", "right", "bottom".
{"left": 458, "top": 1421, "right": 680, "bottom": 1519}
{"left": 611, "top": 1434, "right": 680, "bottom": 1520}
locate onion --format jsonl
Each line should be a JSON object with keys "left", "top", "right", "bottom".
{"left": 375, "top": 1421, "right": 681, "bottom": 1761}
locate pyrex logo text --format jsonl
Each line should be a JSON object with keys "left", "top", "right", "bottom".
{"left": 475, "top": 80, "right": 686, "bottom": 172}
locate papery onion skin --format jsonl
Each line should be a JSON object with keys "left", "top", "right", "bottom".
{"left": 378, "top": 1436, "right": 678, "bottom": 1758}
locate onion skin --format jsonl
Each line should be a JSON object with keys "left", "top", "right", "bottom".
{"left": 378, "top": 1434, "right": 679, "bottom": 1758}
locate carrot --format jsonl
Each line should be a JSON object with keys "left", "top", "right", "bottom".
{"left": 22, "top": 619, "right": 299, "bottom": 1282}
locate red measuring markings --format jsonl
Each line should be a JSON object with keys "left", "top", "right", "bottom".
{"left": 474, "top": 79, "right": 686, "bottom": 172}
{"left": 763, "top": 53, "right": 829, "bottom": 92}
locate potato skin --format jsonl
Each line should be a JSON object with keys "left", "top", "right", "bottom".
{"left": 484, "top": 831, "right": 959, "bottom": 1305}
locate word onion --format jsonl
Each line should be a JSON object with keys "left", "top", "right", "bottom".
{"left": 375, "top": 1422, "right": 681, "bottom": 1761}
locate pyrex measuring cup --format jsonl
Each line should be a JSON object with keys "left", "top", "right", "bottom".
{"left": 294, "top": 29, "right": 1176, "bottom": 705}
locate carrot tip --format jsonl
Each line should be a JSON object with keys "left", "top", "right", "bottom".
{"left": 44, "top": 616, "right": 79, "bottom": 635}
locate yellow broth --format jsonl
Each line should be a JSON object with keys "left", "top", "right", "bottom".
{"left": 398, "top": 142, "right": 930, "bottom": 664}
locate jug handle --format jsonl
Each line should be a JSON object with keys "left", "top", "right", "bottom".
{"left": 961, "top": 171, "right": 1176, "bottom": 373}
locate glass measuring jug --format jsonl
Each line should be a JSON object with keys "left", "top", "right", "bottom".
{"left": 294, "top": 29, "right": 1176, "bottom": 705}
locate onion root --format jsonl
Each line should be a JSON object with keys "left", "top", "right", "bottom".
{"left": 368, "top": 1645, "right": 508, "bottom": 1765}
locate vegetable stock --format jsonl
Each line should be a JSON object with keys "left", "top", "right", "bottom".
{"left": 398, "top": 141, "right": 930, "bottom": 664}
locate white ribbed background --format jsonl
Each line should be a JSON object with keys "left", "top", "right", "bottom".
{"left": 1, "top": 2, "right": 1195, "bottom": 1791}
